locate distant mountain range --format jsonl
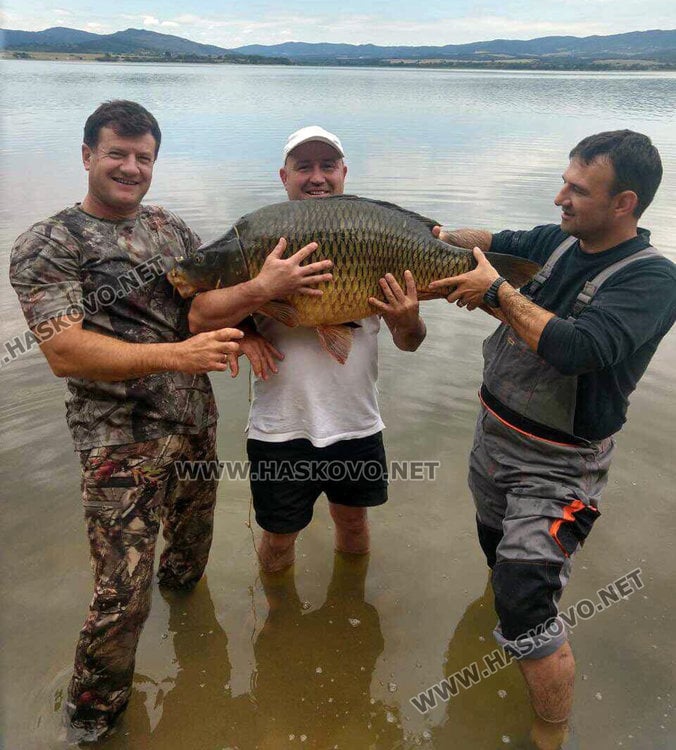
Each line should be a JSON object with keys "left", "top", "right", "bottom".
{"left": 1, "top": 27, "right": 675, "bottom": 68}
{"left": 1, "top": 27, "right": 238, "bottom": 57}
{"left": 235, "top": 30, "right": 676, "bottom": 61}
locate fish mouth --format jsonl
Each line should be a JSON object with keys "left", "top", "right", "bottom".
{"left": 167, "top": 268, "right": 198, "bottom": 298}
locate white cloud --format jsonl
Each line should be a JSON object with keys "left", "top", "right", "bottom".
{"left": 130, "top": 11, "right": 617, "bottom": 47}
{"left": 1, "top": 4, "right": 673, "bottom": 47}
{"left": 173, "top": 14, "right": 205, "bottom": 25}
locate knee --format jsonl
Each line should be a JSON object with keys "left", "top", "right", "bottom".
{"left": 330, "top": 505, "right": 368, "bottom": 534}
{"left": 492, "top": 559, "right": 562, "bottom": 642}
{"left": 262, "top": 531, "right": 298, "bottom": 555}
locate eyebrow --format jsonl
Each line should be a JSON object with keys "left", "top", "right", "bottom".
{"left": 294, "top": 158, "right": 337, "bottom": 166}
{"left": 106, "top": 146, "right": 154, "bottom": 158}
{"left": 562, "top": 173, "right": 588, "bottom": 193}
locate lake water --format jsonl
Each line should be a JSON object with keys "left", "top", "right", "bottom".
{"left": 1, "top": 60, "right": 674, "bottom": 750}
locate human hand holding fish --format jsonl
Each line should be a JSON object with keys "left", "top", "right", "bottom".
{"left": 250, "top": 236, "right": 334, "bottom": 300}
{"left": 368, "top": 270, "right": 426, "bottom": 351}
{"left": 429, "top": 247, "right": 501, "bottom": 312}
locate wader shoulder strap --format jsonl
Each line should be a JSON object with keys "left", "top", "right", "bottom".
{"left": 571, "top": 246, "right": 661, "bottom": 317}
{"left": 526, "top": 235, "right": 577, "bottom": 297}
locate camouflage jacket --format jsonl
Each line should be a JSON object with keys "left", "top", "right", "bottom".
{"left": 10, "top": 204, "right": 217, "bottom": 450}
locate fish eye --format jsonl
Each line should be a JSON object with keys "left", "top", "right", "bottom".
{"left": 193, "top": 251, "right": 205, "bottom": 265}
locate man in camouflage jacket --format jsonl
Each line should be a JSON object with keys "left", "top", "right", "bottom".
{"left": 9, "top": 100, "right": 332, "bottom": 742}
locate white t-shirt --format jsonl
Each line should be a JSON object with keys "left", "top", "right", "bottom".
{"left": 247, "top": 315, "right": 385, "bottom": 447}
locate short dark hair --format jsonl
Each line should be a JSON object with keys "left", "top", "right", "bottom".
{"left": 569, "top": 130, "right": 662, "bottom": 217}
{"left": 83, "top": 100, "right": 162, "bottom": 157}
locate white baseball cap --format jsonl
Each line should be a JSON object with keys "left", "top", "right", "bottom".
{"left": 283, "top": 125, "right": 345, "bottom": 161}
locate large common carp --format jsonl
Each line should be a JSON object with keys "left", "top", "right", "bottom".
{"left": 168, "top": 195, "right": 539, "bottom": 363}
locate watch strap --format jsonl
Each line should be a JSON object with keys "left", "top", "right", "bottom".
{"left": 483, "top": 276, "right": 506, "bottom": 308}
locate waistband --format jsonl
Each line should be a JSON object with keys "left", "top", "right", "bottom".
{"left": 479, "top": 384, "right": 591, "bottom": 448}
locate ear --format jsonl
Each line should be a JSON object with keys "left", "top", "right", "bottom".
{"left": 279, "top": 166, "right": 288, "bottom": 187}
{"left": 614, "top": 190, "right": 638, "bottom": 218}
{"left": 342, "top": 163, "right": 348, "bottom": 179}
{"left": 82, "top": 143, "right": 92, "bottom": 171}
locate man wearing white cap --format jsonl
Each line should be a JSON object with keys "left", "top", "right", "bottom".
{"left": 255, "top": 126, "right": 427, "bottom": 570}
{"left": 191, "top": 126, "right": 426, "bottom": 572}
{"left": 279, "top": 126, "right": 348, "bottom": 199}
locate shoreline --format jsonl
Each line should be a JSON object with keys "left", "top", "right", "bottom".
{"left": 2, "top": 50, "right": 674, "bottom": 72}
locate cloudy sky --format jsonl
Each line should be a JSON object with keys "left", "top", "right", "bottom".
{"left": 1, "top": 0, "right": 674, "bottom": 48}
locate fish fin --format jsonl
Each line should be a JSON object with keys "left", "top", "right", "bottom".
{"left": 257, "top": 300, "right": 300, "bottom": 327}
{"left": 315, "top": 324, "right": 354, "bottom": 364}
{"left": 323, "top": 194, "right": 441, "bottom": 231}
{"left": 485, "top": 253, "right": 541, "bottom": 288}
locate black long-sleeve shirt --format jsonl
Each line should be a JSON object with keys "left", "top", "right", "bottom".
{"left": 489, "top": 225, "right": 676, "bottom": 440}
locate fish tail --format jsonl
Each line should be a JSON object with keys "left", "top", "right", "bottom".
{"left": 484, "top": 253, "right": 541, "bottom": 288}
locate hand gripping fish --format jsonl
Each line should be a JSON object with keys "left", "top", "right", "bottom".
{"left": 167, "top": 196, "right": 539, "bottom": 363}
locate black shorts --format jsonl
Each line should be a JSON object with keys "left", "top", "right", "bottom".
{"left": 247, "top": 432, "right": 389, "bottom": 534}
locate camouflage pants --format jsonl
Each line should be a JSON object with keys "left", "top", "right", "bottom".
{"left": 67, "top": 426, "right": 218, "bottom": 724}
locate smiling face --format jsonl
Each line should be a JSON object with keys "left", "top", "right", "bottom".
{"left": 554, "top": 156, "right": 630, "bottom": 248}
{"left": 81, "top": 126, "right": 157, "bottom": 220}
{"left": 280, "top": 141, "right": 347, "bottom": 200}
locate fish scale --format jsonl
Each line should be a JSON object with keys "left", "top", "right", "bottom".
{"left": 169, "top": 196, "right": 540, "bottom": 359}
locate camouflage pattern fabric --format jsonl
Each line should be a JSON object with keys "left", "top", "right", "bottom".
{"left": 9, "top": 205, "right": 217, "bottom": 449}
{"left": 66, "top": 426, "right": 217, "bottom": 731}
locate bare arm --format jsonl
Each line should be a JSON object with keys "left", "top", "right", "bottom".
{"left": 495, "top": 284, "right": 555, "bottom": 350}
{"left": 369, "top": 271, "right": 427, "bottom": 352}
{"left": 429, "top": 248, "right": 553, "bottom": 351}
{"left": 189, "top": 237, "right": 333, "bottom": 333}
{"left": 189, "top": 281, "right": 278, "bottom": 333}
{"left": 37, "top": 315, "right": 243, "bottom": 381}
{"left": 436, "top": 227, "right": 493, "bottom": 252}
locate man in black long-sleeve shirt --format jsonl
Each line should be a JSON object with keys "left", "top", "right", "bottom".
{"left": 429, "top": 130, "right": 676, "bottom": 729}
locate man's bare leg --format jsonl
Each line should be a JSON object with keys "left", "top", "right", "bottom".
{"left": 519, "top": 641, "right": 575, "bottom": 724}
{"left": 329, "top": 504, "right": 370, "bottom": 554}
{"left": 257, "top": 530, "right": 299, "bottom": 573}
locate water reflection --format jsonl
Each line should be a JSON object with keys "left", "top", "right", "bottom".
{"left": 430, "top": 580, "right": 531, "bottom": 747}
{"left": 243, "top": 553, "right": 402, "bottom": 749}
{"left": 430, "top": 580, "right": 571, "bottom": 750}
{"left": 140, "top": 582, "right": 237, "bottom": 749}
{"left": 109, "top": 555, "right": 400, "bottom": 749}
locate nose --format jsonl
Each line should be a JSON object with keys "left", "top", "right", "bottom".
{"left": 554, "top": 185, "right": 568, "bottom": 207}
{"left": 119, "top": 154, "right": 141, "bottom": 175}
{"left": 309, "top": 164, "right": 326, "bottom": 184}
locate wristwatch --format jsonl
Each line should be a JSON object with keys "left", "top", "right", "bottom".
{"left": 483, "top": 276, "right": 507, "bottom": 308}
